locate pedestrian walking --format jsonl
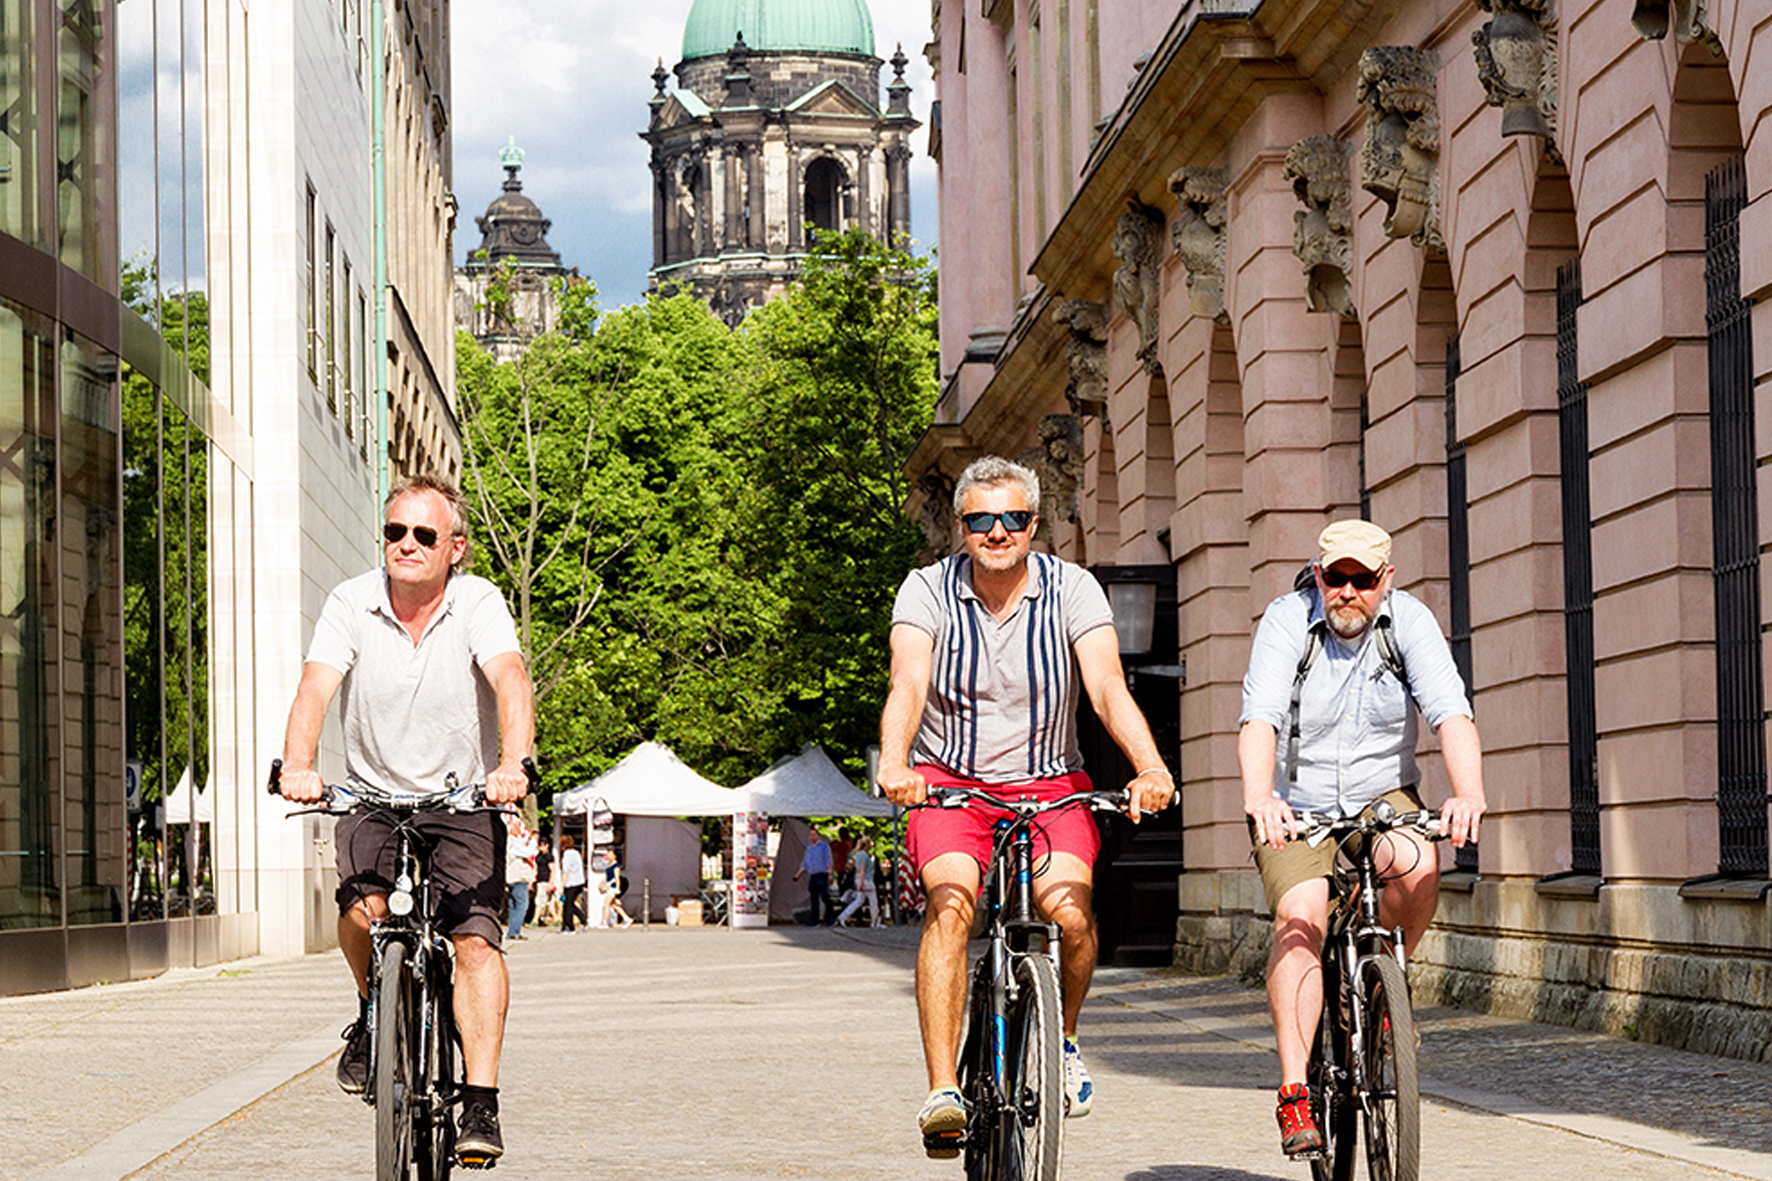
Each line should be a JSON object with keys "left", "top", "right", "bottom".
{"left": 560, "top": 834, "right": 587, "bottom": 933}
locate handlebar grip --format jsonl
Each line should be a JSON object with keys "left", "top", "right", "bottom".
{"left": 521, "top": 756, "right": 541, "bottom": 789}
{"left": 268, "top": 758, "right": 283, "bottom": 797}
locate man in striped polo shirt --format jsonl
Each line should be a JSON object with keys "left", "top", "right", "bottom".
{"left": 878, "top": 455, "right": 1176, "bottom": 1156}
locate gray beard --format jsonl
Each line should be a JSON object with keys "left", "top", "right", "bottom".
{"left": 1327, "top": 604, "right": 1372, "bottom": 639}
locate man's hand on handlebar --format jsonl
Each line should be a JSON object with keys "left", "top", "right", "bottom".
{"left": 1438, "top": 793, "right": 1485, "bottom": 849}
{"left": 484, "top": 759, "right": 532, "bottom": 805}
{"left": 1125, "top": 768, "right": 1176, "bottom": 823}
{"left": 1247, "top": 795, "right": 1299, "bottom": 850}
{"left": 878, "top": 762, "right": 929, "bottom": 807}
{"left": 276, "top": 763, "right": 326, "bottom": 804}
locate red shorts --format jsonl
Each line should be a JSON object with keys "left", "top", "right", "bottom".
{"left": 906, "top": 766, "right": 1102, "bottom": 877}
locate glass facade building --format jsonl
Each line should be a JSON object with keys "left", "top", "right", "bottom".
{"left": 0, "top": 0, "right": 256, "bottom": 991}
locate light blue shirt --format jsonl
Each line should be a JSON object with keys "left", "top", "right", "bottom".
{"left": 800, "top": 839, "right": 833, "bottom": 876}
{"left": 1239, "top": 587, "right": 1472, "bottom": 816}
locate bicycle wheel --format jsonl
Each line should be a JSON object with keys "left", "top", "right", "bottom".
{"left": 1357, "top": 954, "right": 1419, "bottom": 1181}
{"left": 1309, "top": 976, "right": 1357, "bottom": 1181}
{"left": 375, "top": 943, "right": 414, "bottom": 1181}
{"left": 417, "top": 956, "right": 457, "bottom": 1181}
{"left": 1001, "top": 953, "right": 1063, "bottom": 1181}
{"left": 956, "top": 959, "right": 997, "bottom": 1181}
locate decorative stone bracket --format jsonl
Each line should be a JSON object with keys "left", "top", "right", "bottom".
{"left": 1283, "top": 135, "right": 1357, "bottom": 318}
{"left": 1169, "top": 166, "right": 1230, "bottom": 324}
{"left": 1112, "top": 201, "right": 1166, "bottom": 377}
{"left": 1473, "top": 0, "right": 1559, "bottom": 148}
{"left": 1015, "top": 414, "right": 1086, "bottom": 528}
{"left": 1631, "top": 0, "right": 1724, "bottom": 56}
{"left": 1053, "top": 298, "right": 1111, "bottom": 425}
{"left": 1358, "top": 46, "right": 1444, "bottom": 251}
{"left": 915, "top": 466, "right": 958, "bottom": 556}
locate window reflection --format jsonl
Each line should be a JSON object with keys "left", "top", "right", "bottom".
{"left": 0, "top": 301, "right": 57, "bottom": 929}
{"left": 0, "top": 0, "right": 39, "bottom": 245}
{"left": 122, "top": 358, "right": 164, "bottom": 920}
{"left": 59, "top": 329, "right": 123, "bottom": 925}
{"left": 58, "top": 0, "right": 107, "bottom": 280}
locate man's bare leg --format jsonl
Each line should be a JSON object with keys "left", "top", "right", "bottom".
{"left": 1267, "top": 878, "right": 1330, "bottom": 1086}
{"left": 1031, "top": 852, "right": 1095, "bottom": 1036}
{"left": 916, "top": 852, "right": 980, "bottom": 1090}
{"left": 339, "top": 896, "right": 389, "bottom": 998}
{"left": 453, "top": 934, "right": 509, "bottom": 1087}
{"left": 1375, "top": 830, "right": 1440, "bottom": 958}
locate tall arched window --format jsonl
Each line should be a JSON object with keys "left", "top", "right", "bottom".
{"left": 804, "top": 157, "right": 843, "bottom": 235}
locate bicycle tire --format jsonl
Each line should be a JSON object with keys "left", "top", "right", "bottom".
{"left": 1001, "top": 953, "right": 1063, "bottom": 1181}
{"left": 375, "top": 943, "right": 414, "bottom": 1181}
{"left": 1357, "top": 954, "right": 1419, "bottom": 1181}
{"left": 957, "top": 958, "right": 997, "bottom": 1181}
{"left": 417, "top": 954, "right": 457, "bottom": 1181}
{"left": 1309, "top": 975, "right": 1357, "bottom": 1181}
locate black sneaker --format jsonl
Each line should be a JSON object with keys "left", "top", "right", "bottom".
{"left": 336, "top": 1017, "right": 370, "bottom": 1095}
{"left": 456, "top": 1101, "right": 504, "bottom": 1168}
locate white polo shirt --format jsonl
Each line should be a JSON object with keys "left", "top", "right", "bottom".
{"left": 306, "top": 568, "right": 522, "bottom": 795}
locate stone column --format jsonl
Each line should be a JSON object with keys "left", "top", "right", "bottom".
{"left": 787, "top": 150, "right": 803, "bottom": 251}
{"left": 697, "top": 149, "right": 715, "bottom": 257}
{"left": 748, "top": 144, "right": 765, "bottom": 250}
{"left": 724, "top": 144, "right": 745, "bottom": 250}
{"left": 887, "top": 142, "right": 913, "bottom": 244}
{"left": 651, "top": 157, "right": 668, "bottom": 269}
{"left": 855, "top": 146, "right": 873, "bottom": 238}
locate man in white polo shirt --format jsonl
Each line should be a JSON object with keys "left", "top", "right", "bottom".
{"left": 277, "top": 473, "right": 535, "bottom": 1165}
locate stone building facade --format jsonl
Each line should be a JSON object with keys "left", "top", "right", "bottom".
{"left": 453, "top": 142, "right": 581, "bottom": 364}
{"left": 643, "top": 0, "right": 919, "bottom": 323}
{"left": 384, "top": 0, "right": 463, "bottom": 484}
{"left": 918, "top": 0, "right": 1772, "bottom": 1059}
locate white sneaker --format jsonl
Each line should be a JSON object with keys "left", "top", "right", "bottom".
{"left": 1063, "top": 1036, "right": 1093, "bottom": 1117}
{"left": 917, "top": 1086, "right": 966, "bottom": 1159}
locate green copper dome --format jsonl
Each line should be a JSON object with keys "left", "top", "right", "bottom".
{"left": 681, "top": 0, "right": 875, "bottom": 62}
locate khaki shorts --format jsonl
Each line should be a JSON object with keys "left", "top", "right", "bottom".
{"left": 1250, "top": 786, "right": 1424, "bottom": 915}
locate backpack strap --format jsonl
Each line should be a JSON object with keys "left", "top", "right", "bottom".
{"left": 1284, "top": 618, "right": 1326, "bottom": 787}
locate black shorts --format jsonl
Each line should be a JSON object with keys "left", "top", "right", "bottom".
{"left": 336, "top": 809, "right": 506, "bottom": 946}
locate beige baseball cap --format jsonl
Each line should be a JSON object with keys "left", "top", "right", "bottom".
{"left": 1317, "top": 519, "right": 1392, "bottom": 572}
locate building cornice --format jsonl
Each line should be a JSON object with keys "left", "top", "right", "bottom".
{"left": 1030, "top": 0, "right": 1406, "bottom": 296}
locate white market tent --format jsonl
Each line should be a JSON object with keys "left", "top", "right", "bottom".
{"left": 554, "top": 741, "right": 740, "bottom": 818}
{"left": 550, "top": 741, "right": 888, "bottom": 926}
{"left": 553, "top": 743, "right": 741, "bottom": 922}
{"left": 735, "top": 744, "right": 891, "bottom": 819}
{"left": 163, "top": 766, "right": 213, "bottom": 825}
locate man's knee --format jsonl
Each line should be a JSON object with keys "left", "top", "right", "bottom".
{"left": 452, "top": 933, "right": 502, "bottom": 973}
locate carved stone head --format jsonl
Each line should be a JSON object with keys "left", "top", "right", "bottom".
{"left": 1283, "top": 135, "right": 1356, "bottom": 317}
{"left": 1169, "top": 166, "right": 1230, "bottom": 322}
{"left": 1358, "top": 46, "right": 1441, "bottom": 247}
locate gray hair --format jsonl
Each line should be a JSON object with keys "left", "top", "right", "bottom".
{"left": 952, "top": 456, "right": 1041, "bottom": 518}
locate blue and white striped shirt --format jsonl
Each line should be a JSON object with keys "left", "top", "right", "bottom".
{"left": 893, "top": 553, "right": 1115, "bottom": 783}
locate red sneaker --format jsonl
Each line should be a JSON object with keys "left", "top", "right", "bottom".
{"left": 1276, "top": 1083, "right": 1325, "bottom": 1156}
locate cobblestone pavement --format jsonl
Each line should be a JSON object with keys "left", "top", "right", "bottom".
{"left": 5, "top": 923, "right": 1770, "bottom": 1180}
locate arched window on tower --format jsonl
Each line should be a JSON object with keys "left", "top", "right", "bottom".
{"left": 804, "top": 157, "right": 844, "bottom": 236}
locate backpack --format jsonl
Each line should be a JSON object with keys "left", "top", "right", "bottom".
{"left": 1284, "top": 564, "right": 1411, "bottom": 784}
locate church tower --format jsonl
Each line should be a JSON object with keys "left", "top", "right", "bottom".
{"left": 453, "top": 140, "right": 581, "bottom": 363}
{"left": 643, "top": 0, "right": 918, "bottom": 324}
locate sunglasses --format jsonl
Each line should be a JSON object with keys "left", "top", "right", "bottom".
{"left": 1319, "top": 567, "right": 1381, "bottom": 591}
{"left": 961, "top": 510, "right": 1035, "bottom": 535}
{"left": 384, "top": 522, "right": 445, "bottom": 548}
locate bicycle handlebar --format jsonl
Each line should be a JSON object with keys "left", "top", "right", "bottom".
{"left": 1290, "top": 800, "right": 1444, "bottom": 848}
{"left": 918, "top": 785, "right": 1133, "bottom": 815}
{"left": 267, "top": 757, "right": 541, "bottom": 814}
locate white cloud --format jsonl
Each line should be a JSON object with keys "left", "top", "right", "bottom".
{"left": 451, "top": 0, "right": 938, "bottom": 307}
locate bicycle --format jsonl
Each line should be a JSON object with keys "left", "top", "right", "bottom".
{"left": 1293, "top": 799, "right": 1444, "bottom": 1181}
{"left": 918, "top": 785, "right": 1131, "bottom": 1181}
{"left": 270, "top": 757, "right": 538, "bottom": 1179}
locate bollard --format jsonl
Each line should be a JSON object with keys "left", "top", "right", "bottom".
{"left": 643, "top": 877, "right": 651, "bottom": 931}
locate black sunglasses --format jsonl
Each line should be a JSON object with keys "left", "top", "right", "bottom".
{"left": 1319, "top": 567, "right": 1381, "bottom": 591}
{"left": 384, "top": 522, "right": 444, "bottom": 548}
{"left": 961, "top": 510, "right": 1035, "bottom": 535}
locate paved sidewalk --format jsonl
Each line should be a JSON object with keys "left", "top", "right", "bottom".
{"left": 4, "top": 923, "right": 1770, "bottom": 1180}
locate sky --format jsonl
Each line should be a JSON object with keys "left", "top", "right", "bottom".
{"left": 449, "top": 0, "right": 940, "bottom": 309}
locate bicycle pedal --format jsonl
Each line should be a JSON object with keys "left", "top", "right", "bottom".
{"left": 457, "top": 1154, "right": 498, "bottom": 1171}
{"left": 922, "top": 1130, "right": 963, "bottom": 1159}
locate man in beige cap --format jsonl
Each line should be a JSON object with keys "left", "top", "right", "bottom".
{"left": 1236, "top": 519, "right": 1486, "bottom": 1157}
